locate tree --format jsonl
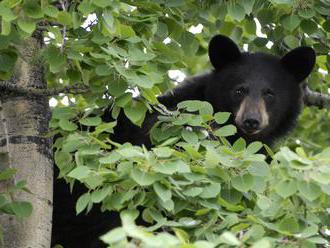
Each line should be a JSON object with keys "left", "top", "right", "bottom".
{"left": 0, "top": 0, "right": 329, "bottom": 247}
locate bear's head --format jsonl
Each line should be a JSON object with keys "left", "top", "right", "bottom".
{"left": 205, "top": 35, "right": 316, "bottom": 144}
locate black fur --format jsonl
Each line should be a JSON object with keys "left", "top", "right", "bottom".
{"left": 51, "top": 35, "right": 315, "bottom": 248}
{"left": 113, "top": 35, "right": 315, "bottom": 147}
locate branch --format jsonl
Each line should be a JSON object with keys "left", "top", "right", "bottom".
{"left": 0, "top": 81, "right": 89, "bottom": 97}
{"left": 302, "top": 84, "right": 330, "bottom": 108}
{"left": 59, "top": 0, "right": 67, "bottom": 53}
{"left": 0, "top": 81, "right": 329, "bottom": 109}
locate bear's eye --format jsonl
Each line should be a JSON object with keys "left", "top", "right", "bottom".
{"left": 263, "top": 89, "right": 275, "bottom": 99}
{"left": 235, "top": 87, "right": 247, "bottom": 97}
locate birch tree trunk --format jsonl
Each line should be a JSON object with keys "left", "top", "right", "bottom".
{"left": 0, "top": 36, "right": 53, "bottom": 247}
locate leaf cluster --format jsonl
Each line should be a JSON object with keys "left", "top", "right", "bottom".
{"left": 53, "top": 100, "right": 330, "bottom": 248}
{"left": 0, "top": 168, "right": 33, "bottom": 243}
{"left": 0, "top": 1, "right": 330, "bottom": 247}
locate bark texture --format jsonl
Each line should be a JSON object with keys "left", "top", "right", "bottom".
{"left": 0, "top": 37, "right": 53, "bottom": 248}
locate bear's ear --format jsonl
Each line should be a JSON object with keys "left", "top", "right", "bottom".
{"left": 208, "top": 35, "right": 241, "bottom": 70}
{"left": 280, "top": 47, "right": 316, "bottom": 83}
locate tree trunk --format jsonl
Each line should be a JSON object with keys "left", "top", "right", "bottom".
{"left": 0, "top": 36, "right": 53, "bottom": 247}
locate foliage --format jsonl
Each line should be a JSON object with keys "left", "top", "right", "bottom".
{"left": 0, "top": 0, "right": 330, "bottom": 247}
{"left": 0, "top": 168, "right": 33, "bottom": 243}
{"left": 53, "top": 101, "right": 330, "bottom": 247}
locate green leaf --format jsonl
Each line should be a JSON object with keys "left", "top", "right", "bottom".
{"left": 131, "top": 168, "right": 158, "bottom": 186}
{"left": 219, "top": 231, "right": 241, "bottom": 246}
{"left": 159, "top": 199, "right": 175, "bottom": 211}
{"left": 17, "top": 19, "right": 36, "bottom": 34}
{"left": 91, "top": 186, "right": 112, "bottom": 203}
{"left": 298, "top": 181, "right": 321, "bottom": 201}
{"left": 240, "top": 0, "right": 255, "bottom": 15}
{"left": 119, "top": 24, "right": 136, "bottom": 39}
{"left": 99, "top": 152, "right": 121, "bottom": 164}
{"left": 100, "top": 227, "right": 126, "bottom": 244}
{"left": 43, "top": 45, "right": 66, "bottom": 73}
{"left": 200, "top": 183, "right": 221, "bottom": 199}
{"left": 95, "top": 64, "right": 112, "bottom": 76}
{"left": 128, "top": 46, "right": 156, "bottom": 62}
{"left": 244, "top": 19, "right": 257, "bottom": 34}
{"left": 256, "top": 195, "right": 272, "bottom": 210}
{"left": 248, "top": 162, "right": 270, "bottom": 177}
{"left": 298, "top": 8, "right": 316, "bottom": 19}
{"left": 120, "top": 209, "right": 139, "bottom": 226}
{"left": 181, "top": 129, "right": 198, "bottom": 144}
{"left": 178, "top": 31, "right": 199, "bottom": 56}
{"left": 251, "top": 238, "right": 272, "bottom": 248}
{"left": 232, "top": 173, "right": 254, "bottom": 192}
{"left": 108, "top": 80, "right": 128, "bottom": 97}
{"left": 284, "top": 35, "right": 299, "bottom": 49}
{"left": 232, "top": 138, "right": 246, "bottom": 152}
{"left": 307, "top": 236, "right": 329, "bottom": 244}
{"left": 76, "top": 192, "right": 90, "bottom": 214}
{"left": 118, "top": 147, "right": 144, "bottom": 158}
{"left": 299, "top": 224, "right": 319, "bottom": 238}
{"left": 93, "top": 0, "right": 113, "bottom": 8}
{"left": 0, "top": 50, "right": 17, "bottom": 73}
{"left": 153, "top": 182, "right": 172, "bottom": 202}
{"left": 0, "top": 168, "right": 16, "bottom": 181}
{"left": 78, "top": 1, "right": 95, "bottom": 15}
{"left": 23, "top": 0, "right": 43, "bottom": 18}
{"left": 193, "top": 241, "right": 215, "bottom": 248}
{"left": 93, "top": 122, "right": 116, "bottom": 135}
{"left": 246, "top": 141, "right": 263, "bottom": 154}
{"left": 79, "top": 117, "right": 102, "bottom": 126}
{"left": 315, "top": 4, "right": 330, "bottom": 15}
{"left": 173, "top": 228, "right": 189, "bottom": 243}
{"left": 154, "top": 160, "right": 190, "bottom": 175}
{"left": 214, "top": 125, "right": 237, "bottom": 137}
{"left": 59, "top": 119, "right": 78, "bottom": 131}
{"left": 227, "top": 4, "right": 246, "bottom": 22}
{"left": 10, "top": 201, "right": 33, "bottom": 218}
{"left": 57, "top": 11, "right": 72, "bottom": 26}
{"left": 1, "top": 20, "right": 11, "bottom": 36}
{"left": 124, "top": 101, "right": 147, "bottom": 126}
{"left": 0, "top": 5, "right": 16, "bottom": 22}
{"left": 52, "top": 107, "right": 77, "bottom": 119}
{"left": 177, "top": 100, "right": 213, "bottom": 115}
{"left": 183, "top": 187, "right": 203, "bottom": 197}
{"left": 281, "top": 15, "right": 301, "bottom": 32}
{"left": 44, "top": 5, "right": 59, "bottom": 18}
{"left": 112, "top": 82, "right": 131, "bottom": 99}
{"left": 278, "top": 216, "right": 300, "bottom": 234}
{"left": 67, "top": 166, "right": 91, "bottom": 180}
{"left": 214, "top": 112, "right": 231, "bottom": 124}
{"left": 301, "top": 19, "right": 318, "bottom": 34}
{"left": 275, "top": 180, "right": 297, "bottom": 198}
{"left": 153, "top": 147, "right": 173, "bottom": 158}
{"left": 271, "top": 0, "right": 294, "bottom": 4}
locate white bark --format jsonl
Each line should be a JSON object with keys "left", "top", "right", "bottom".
{"left": 0, "top": 37, "right": 53, "bottom": 248}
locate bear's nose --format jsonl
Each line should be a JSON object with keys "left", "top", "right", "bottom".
{"left": 243, "top": 118, "right": 260, "bottom": 131}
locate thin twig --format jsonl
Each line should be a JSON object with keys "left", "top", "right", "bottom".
{"left": 82, "top": 19, "right": 98, "bottom": 31}
{"left": 59, "top": 0, "right": 67, "bottom": 53}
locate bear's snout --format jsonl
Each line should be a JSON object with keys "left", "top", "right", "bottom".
{"left": 235, "top": 97, "right": 269, "bottom": 135}
{"left": 243, "top": 118, "right": 260, "bottom": 133}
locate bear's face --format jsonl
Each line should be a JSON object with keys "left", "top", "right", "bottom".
{"left": 205, "top": 35, "right": 315, "bottom": 142}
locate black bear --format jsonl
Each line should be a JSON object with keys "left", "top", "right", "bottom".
{"left": 113, "top": 34, "right": 316, "bottom": 147}
{"left": 52, "top": 35, "right": 316, "bottom": 248}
